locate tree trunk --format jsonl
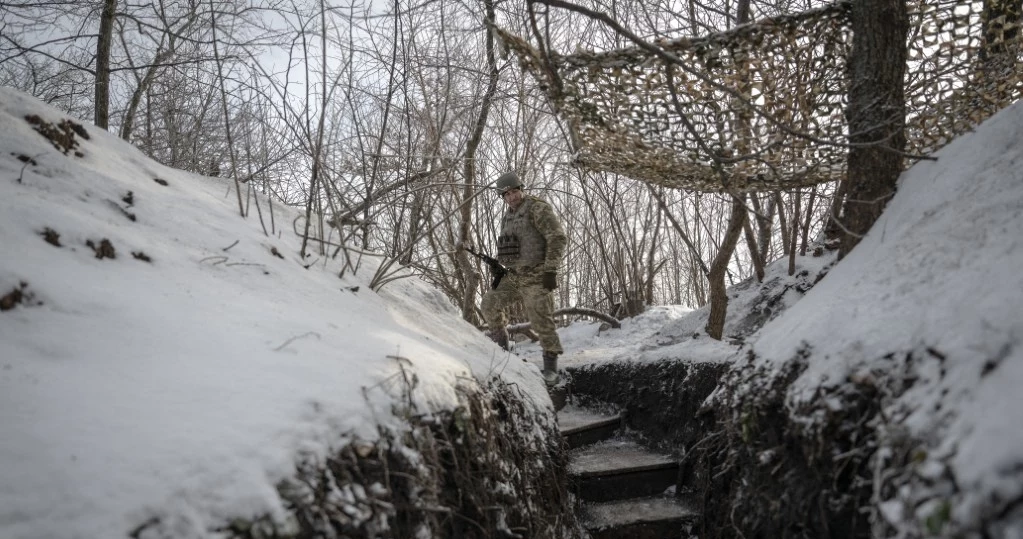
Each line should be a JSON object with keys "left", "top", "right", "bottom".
{"left": 775, "top": 191, "right": 790, "bottom": 256}
{"left": 121, "top": 50, "right": 172, "bottom": 141}
{"left": 508, "top": 307, "right": 622, "bottom": 333}
{"left": 742, "top": 214, "right": 764, "bottom": 282}
{"left": 735, "top": 0, "right": 759, "bottom": 282}
{"left": 457, "top": 0, "right": 499, "bottom": 324}
{"left": 753, "top": 193, "right": 775, "bottom": 264}
{"left": 94, "top": 0, "right": 117, "bottom": 129}
{"left": 208, "top": 0, "right": 245, "bottom": 218}
{"left": 645, "top": 199, "right": 662, "bottom": 304}
{"left": 839, "top": 0, "right": 908, "bottom": 258}
{"left": 799, "top": 186, "right": 818, "bottom": 255}
{"left": 788, "top": 188, "right": 800, "bottom": 276}
{"left": 706, "top": 195, "right": 747, "bottom": 340}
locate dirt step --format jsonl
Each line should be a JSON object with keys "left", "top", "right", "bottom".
{"left": 557, "top": 404, "right": 623, "bottom": 449}
{"left": 579, "top": 495, "right": 699, "bottom": 539}
{"left": 568, "top": 439, "right": 678, "bottom": 502}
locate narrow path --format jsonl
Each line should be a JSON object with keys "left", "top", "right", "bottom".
{"left": 558, "top": 404, "right": 698, "bottom": 538}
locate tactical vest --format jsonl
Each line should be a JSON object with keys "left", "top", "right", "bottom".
{"left": 497, "top": 197, "right": 547, "bottom": 269}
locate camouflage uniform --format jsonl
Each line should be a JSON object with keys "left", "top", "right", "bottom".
{"left": 482, "top": 194, "right": 566, "bottom": 354}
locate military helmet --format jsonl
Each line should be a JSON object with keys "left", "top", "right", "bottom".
{"left": 495, "top": 171, "right": 524, "bottom": 194}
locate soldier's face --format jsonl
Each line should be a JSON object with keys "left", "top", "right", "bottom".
{"left": 502, "top": 187, "right": 523, "bottom": 208}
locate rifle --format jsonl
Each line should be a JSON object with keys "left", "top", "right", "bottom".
{"left": 464, "top": 246, "right": 509, "bottom": 290}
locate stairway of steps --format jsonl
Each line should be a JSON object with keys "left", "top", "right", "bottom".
{"left": 558, "top": 404, "right": 699, "bottom": 539}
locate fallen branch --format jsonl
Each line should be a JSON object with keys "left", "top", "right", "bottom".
{"left": 507, "top": 307, "right": 621, "bottom": 335}
{"left": 273, "top": 331, "right": 321, "bottom": 351}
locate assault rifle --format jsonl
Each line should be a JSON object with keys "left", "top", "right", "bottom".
{"left": 464, "top": 245, "right": 509, "bottom": 290}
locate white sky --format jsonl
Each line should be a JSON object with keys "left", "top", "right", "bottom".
{"left": 2, "top": 87, "right": 1021, "bottom": 537}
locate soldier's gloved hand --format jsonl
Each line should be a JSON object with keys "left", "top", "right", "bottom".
{"left": 542, "top": 271, "right": 558, "bottom": 290}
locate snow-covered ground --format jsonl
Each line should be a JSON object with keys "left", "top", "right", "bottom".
{"left": 751, "top": 100, "right": 1023, "bottom": 534}
{"left": 0, "top": 88, "right": 550, "bottom": 539}
{"left": 2, "top": 84, "right": 1021, "bottom": 538}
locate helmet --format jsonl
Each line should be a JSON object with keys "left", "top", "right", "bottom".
{"left": 495, "top": 171, "right": 524, "bottom": 194}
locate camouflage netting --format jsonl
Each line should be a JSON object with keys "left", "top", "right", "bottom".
{"left": 497, "top": 0, "right": 1022, "bottom": 192}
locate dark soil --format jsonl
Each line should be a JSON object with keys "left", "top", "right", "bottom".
{"left": 224, "top": 379, "right": 582, "bottom": 539}
{"left": 86, "top": 238, "right": 116, "bottom": 259}
{"left": 566, "top": 355, "right": 882, "bottom": 539}
{"left": 1, "top": 282, "right": 40, "bottom": 311}
{"left": 568, "top": 359, "right": 727, "bottom": 451}
{"left": 24, "top": 114, "right": 89, "bottom": 155}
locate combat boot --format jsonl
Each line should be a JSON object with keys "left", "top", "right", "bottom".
{"left": 488, "top": 327, "right": 510, "bottom": 351}
{"left": 542, "top": 351, "right": 560, "bottom": 387}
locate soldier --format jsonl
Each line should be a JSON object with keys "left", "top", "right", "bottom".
{"left": 482, "top": 171, "right": 567, "bottom": 386}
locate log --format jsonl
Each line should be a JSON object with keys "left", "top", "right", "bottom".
{"left": 507, "top": 307, "right": 622, "bottom": 338}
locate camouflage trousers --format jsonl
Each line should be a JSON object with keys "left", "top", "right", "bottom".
{"left": 481, "top": 267, "right": 563, "bottom": 354}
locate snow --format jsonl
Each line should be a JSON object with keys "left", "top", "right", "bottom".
{"left": 525, "top": 305, "right": 738, "bottom": 369}
{"left": 2, "top": 86, "right": 1022, "bottom": 537}
{"left": 751, "top": 99, "right": 1023, "bottom": 529}
{"left": 0, "top": 88, "right": 550, "bottom": 539}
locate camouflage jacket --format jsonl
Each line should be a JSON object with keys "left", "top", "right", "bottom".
{"left": 497, "top": 195, "right": 566, "bottom": 272}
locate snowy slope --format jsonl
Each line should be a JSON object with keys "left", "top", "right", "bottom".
{"left": 0, "top": 88, "right": 548, "bottom": 539}
{"left": 753, "top": 100, "right": 1023, "bottom": 533}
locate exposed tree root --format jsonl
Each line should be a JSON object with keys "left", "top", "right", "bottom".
{"left": 222, "top": 378, "right": 582, "bottom": 539}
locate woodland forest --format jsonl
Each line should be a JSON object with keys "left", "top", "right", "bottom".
{"left": 4, "top": 0, "right": 1017, "bottom": 333}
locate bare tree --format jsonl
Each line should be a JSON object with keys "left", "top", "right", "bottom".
{"left": 837, "top": 0, "right": 908, "bottom": 257}
{"left": 455, "top": 0, "right": 499, "bottom": 323}
{"left": 94, "top": 0, "right": 117, "bottom": 128}
{"left": 4, "top": 0, "right": 862, "bottom": 326}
